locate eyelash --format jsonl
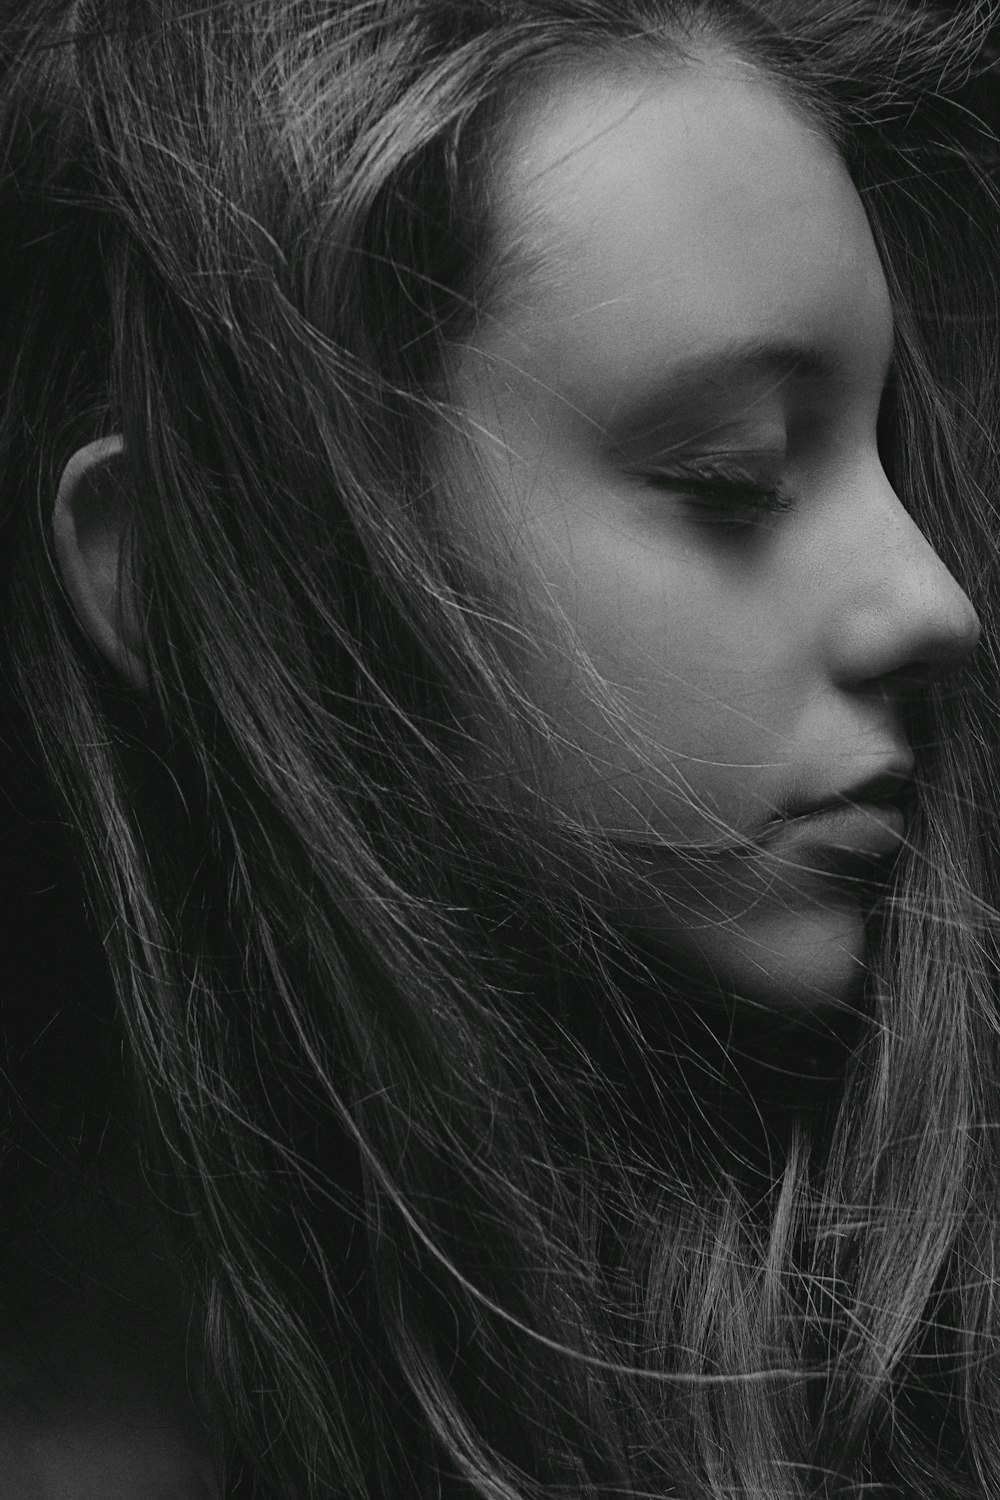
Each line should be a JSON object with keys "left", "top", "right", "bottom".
{"left": 635, "top": 465, "right": 795, "bottom": 527}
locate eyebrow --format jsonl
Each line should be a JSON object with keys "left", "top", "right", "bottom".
{"left": 602, "top": 335, "right": 895, "bottom": 440}
{"left": 642, "top": 335, "right": 893, "bottom": 396}
{"left": 681, "top": 338, "right": 838, "bottom": 384}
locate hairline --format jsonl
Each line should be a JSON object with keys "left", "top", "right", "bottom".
{"left": 471, "top": 34, "right": 843, "bottom": 336}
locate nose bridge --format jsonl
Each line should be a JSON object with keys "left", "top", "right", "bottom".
{"left": 831, "top": 468, "right": 980, "bottom": 684}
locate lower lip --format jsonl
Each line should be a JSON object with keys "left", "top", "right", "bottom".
{"left": 772, "top": 802, "right": 907, "bottom": 859}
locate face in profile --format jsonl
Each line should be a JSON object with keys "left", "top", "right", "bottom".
{"left": 452, "top": 54, "right": 980, "bottom": 1012}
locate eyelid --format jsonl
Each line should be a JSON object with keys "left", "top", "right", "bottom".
{"left": 636, "top": 447, "right": 786, "bottom": 476}
{"left": 628, "top": 452, "right": 786, "bottom": 492}
{"left": 627, "top": 454, "right": 795, "bottom": 525}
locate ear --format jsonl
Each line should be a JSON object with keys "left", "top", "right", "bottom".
{"left": 52, "top": 435, "right": 147, "bottom": 688}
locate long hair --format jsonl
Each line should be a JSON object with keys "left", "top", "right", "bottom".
{"left": 2, "top": 2, "right": 1000, "bottom": 1494}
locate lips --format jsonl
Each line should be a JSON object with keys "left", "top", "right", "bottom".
{"left": 766, "top": 769, "right": 913, "bottom": 882}
{"left": 776, "top": 799, "right": 906, "bottom": 856}
{"left": 783, "top": 765, "right": 915, "bottom": 824}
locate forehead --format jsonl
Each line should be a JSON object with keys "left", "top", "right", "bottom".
{"left": 480, "top": 56, "right": 893, "bottom": 410}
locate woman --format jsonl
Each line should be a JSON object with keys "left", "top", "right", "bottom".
{"left": 1, "top": 1, "right": 999, "bottom": 1494}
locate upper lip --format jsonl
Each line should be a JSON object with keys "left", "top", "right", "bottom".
{"left": 785, "top": 765, "right": 915, "bottom": 821}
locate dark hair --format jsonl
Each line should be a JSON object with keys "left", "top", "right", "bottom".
{"left": 2, "top": 1, "right": 1000, "bottom": 1494}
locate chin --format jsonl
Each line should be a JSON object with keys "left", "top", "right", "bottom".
{"left": 714, "top": 902, "right": 870, "bottom": 1012}
{"left": 640, "top": 893, "right": 871, "bottom": 1015}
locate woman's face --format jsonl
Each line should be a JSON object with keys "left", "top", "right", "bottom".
{"left": 451, "top": 56, "right": 980, "bottom": 1011}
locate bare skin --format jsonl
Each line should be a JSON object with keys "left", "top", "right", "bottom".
{"left": 453, "top": 54, "right": 979, "bottom": 1011}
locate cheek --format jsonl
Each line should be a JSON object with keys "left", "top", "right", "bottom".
{"left": 515, "top": 504, "right": 806, "bottom": 837}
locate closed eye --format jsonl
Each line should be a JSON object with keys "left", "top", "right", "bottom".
{"left": 632, "top": 461, "right": 796, "bottom": 529}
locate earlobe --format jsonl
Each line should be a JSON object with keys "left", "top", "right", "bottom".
{"left": 52, "top": 435, "right": 148, "bottom": 688}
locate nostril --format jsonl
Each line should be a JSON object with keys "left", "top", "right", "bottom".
{"left": 875, "top": 651, "right": 974, "bottom": 698}
{"left": 868, "top": 664, "right": 930, "bottom": 703}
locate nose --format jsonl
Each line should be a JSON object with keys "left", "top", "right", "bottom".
{"left": 825, "top": 466, "right": 980, "bottom": 690}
